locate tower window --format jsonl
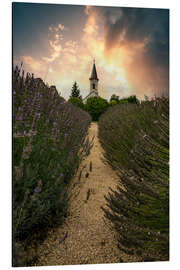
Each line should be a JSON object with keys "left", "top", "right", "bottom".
{"left": 93, "top": 83, "right": 95, "bottom": 89}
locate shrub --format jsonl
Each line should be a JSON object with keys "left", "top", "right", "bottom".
{"left": 85, "top": 96, "right": 109, "bottom": 121}
{"left": 127, "top": 95, "right": 139, "bottom": 104}
{"left": 118, "top": 98, "right": 129, "bottom": 104}
{"left": 68, "top": 97, "right": 85, "bottom": 110}
{"left": 99, "top": 97, "right": 169, "bottom": 261}
{"left": 13, "top": 65, "right": 92, "bottom": 266}
{"left": 109, "top": 100, "right": 118, "bottom": 106}
{"left": 99, "top": 101, "right": 163, "bottom": 169}
{"left": 110, "top": 94, "right": 119, "bottom": 103}
{"left": 118, "top": 95, "right": 139, "bottom": 104}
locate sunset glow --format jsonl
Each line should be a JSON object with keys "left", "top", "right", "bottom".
{"left": 13, "top": 3, "right": 169, "bottom": 100}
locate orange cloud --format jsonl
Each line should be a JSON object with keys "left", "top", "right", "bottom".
{"left": 23, "top": 56, "right": 45, "bottom": 72}
{"left": 18, "top": 6, "right": 168, "bottom": 100}
{"left": 49, "top": 23, "right": 66, "bottom": 33}
{"left": 42, "top": 32, "right": 63, "bottom": 63}
{"left": 58, "top": 23, "right": 65, "bottom": 31}
{"left": 81, "top": 7, "right": 132, "bottom": 98}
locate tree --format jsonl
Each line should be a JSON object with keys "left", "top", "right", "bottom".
{"left": 118, "top": 95, "right": 139, "bottom": 104}
{"left": 119, "top": 98, "right": 129, "bottom": 104}
{"left": 109, "top": 99, "right": 118, "bottom": 106}
{"left": 70, "top": 81, "right": 81, "bottom": 98}
{"left": 127, "top": 95, "right": 139, "bottom": 104}
{"left": 110, "top": 94, "right": 119, "bottom": 103}
{"left": 68, "top": 97, "right": 84, "bottom": 110}
{"left": 85, "top": 96, "right": 109, "bottom": 121}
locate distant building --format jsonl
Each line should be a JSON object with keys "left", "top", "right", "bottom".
{"left": 83, "top": 59, "right": 99, "bottom": 102}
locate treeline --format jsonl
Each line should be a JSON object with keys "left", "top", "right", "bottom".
{"left": 68, "top": 81, "right": 139, "bottom": 121}
{"left": 98, "top": 98, "right": 169, "bottom": 261}
{"left": 13, "top": 66, "right": 92, "bottom": 266}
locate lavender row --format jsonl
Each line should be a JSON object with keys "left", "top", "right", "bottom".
{"left": 13, "top": 65, "right": 91, "bottom": 266}
{"left": 99, "top": 98, "right": 169, "bottom": 261}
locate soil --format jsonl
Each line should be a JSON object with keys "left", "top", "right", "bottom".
{"left": 34, "top": 122, "right": 138, "bottom": 266}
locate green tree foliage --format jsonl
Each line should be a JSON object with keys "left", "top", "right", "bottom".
{"left": 109, "top": 94, "right": 139, "bottom": 105}
{"left": 118, "top": 95, "right": 139, "bottom": 104}
{"left": 110, "top": 94, "right": 119, "bottom": 103}
{"left": 109, "top": 100, "right": 118, "bottom": 106}
{"left": 68, "top": 97, "right": 84, "bottom": 110}
{"left": 118, "top": 98, "right": 129, "bottom": 104}
{"left": 70, "top": 81, "right": 81, "bottom": 98}
{"left": 127, "top": 95, "right": 139, "bottom": 104}
{"left": 85, "top": 96, "right": 109, "bottom": 121}
{"left": 99, "top": 98, "right": 169, "bottom": 261}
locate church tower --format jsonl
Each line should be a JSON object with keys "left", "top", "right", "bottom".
{"left": 89, "top": 59, "right": 99, "bottom": 96}
{"left": 83, "top": 59, "right": 99, "bottom": 102}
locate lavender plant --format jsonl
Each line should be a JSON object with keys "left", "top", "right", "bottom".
{"left": 13, "top": 65, "right": 91, "bottom": 266}
{"left": 99, "top": 97, "right": 169, "bottom": 261}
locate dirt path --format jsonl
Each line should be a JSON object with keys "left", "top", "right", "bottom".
{"left": 35, "top": 122, "right": 136, "bottom": 266}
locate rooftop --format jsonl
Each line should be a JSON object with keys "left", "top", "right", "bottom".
{"left": 89, "top": 60, "right": 99, "bottom": 80}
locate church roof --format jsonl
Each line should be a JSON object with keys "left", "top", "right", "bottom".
{"left": 83, "top": 90, "right": 98, "bottom": 101}
{"left": 89, "top": 60, "right": 98, "bottom": 80}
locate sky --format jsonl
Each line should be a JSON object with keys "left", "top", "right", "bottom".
{"left": 13, "top": 2, "right": 169, "bottom": 100}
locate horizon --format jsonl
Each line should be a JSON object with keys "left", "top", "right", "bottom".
{"left": 13, "top": 3, "right": 169, "bottom": 100}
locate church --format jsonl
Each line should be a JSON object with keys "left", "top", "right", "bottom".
{"left": 83, "top": 60, "right": 99, "bottom": 102}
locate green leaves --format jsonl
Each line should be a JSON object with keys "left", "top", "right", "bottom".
{"left": 85, "top": 96, "right": 109, "bottom": 121}
{"left": 68, "top": 97, "right": 84, "bottom": 110}
{"left": 13, "top": 65, "right": 92, "bottom": 266}
{"left": 69, "top": 81, "right": 81, "bottom": 98}
{"left": 99, "top": 97, "right": 169, "bottom": 261}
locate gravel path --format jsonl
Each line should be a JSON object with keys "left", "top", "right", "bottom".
{"left": 35, "top": 122, "right": 137, "bottom": 266}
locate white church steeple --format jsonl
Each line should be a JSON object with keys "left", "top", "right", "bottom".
{"left": 89, "top": 59, "right": 99, "bottom": 96}
{"left": 83, "top": 59, "right": 99, "bottom": 102}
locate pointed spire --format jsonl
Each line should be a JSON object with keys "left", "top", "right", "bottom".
{"left": 90, "top": 59, "right": 98, "bottom": 80}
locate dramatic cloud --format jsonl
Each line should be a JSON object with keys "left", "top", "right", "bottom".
{"left": 102, "top": 7, "right": 169, "bottom": 97}
{"left": 49, "top": 23, "right": 66, "bottom": 33}
{"left": 14, "top": 4, "right": 169, "bottom": 100}
{"left": 58, "top": 23, "right": 66, "bottom": 31}
{"left": 22, "top": 56, "right": 45, "bottom": 72}
{"left": 43, "top": 40, "right": 62, "bottom": 63}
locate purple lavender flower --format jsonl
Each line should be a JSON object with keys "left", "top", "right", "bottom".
{"left": 52, "top": 127, "right": 56, "bottom": 135}
{"left": 17, "top": 116, "right": 23, "bottom": 121}
{"left": 34, "top": 187, "right": 42, "bottom": 193}
{"left": 19, "top": 106, "right": 24, "bottom": 111}
{"left": 24, "top": 130, "right": 26, "bottom": 135}
{"left": 61, "top": 189, "right": 66, "bottom": 196}
{"left": 37, "top": 113, "right": 41, "bottom": 118}
{"left": 13, "top": 91, "right": 16, "bottom": 95}
{"left": 33, "top": 180, "right": 42, "bottom": 193}
{"left": 60, "top": 173, "right": 64, "bottom": 177}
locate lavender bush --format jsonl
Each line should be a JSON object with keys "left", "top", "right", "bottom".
{"left": 99, "top": 97, "right": 169, "bottom": 261}
{"left": 13, "top": 65, "right": 91, "bottom": 266}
